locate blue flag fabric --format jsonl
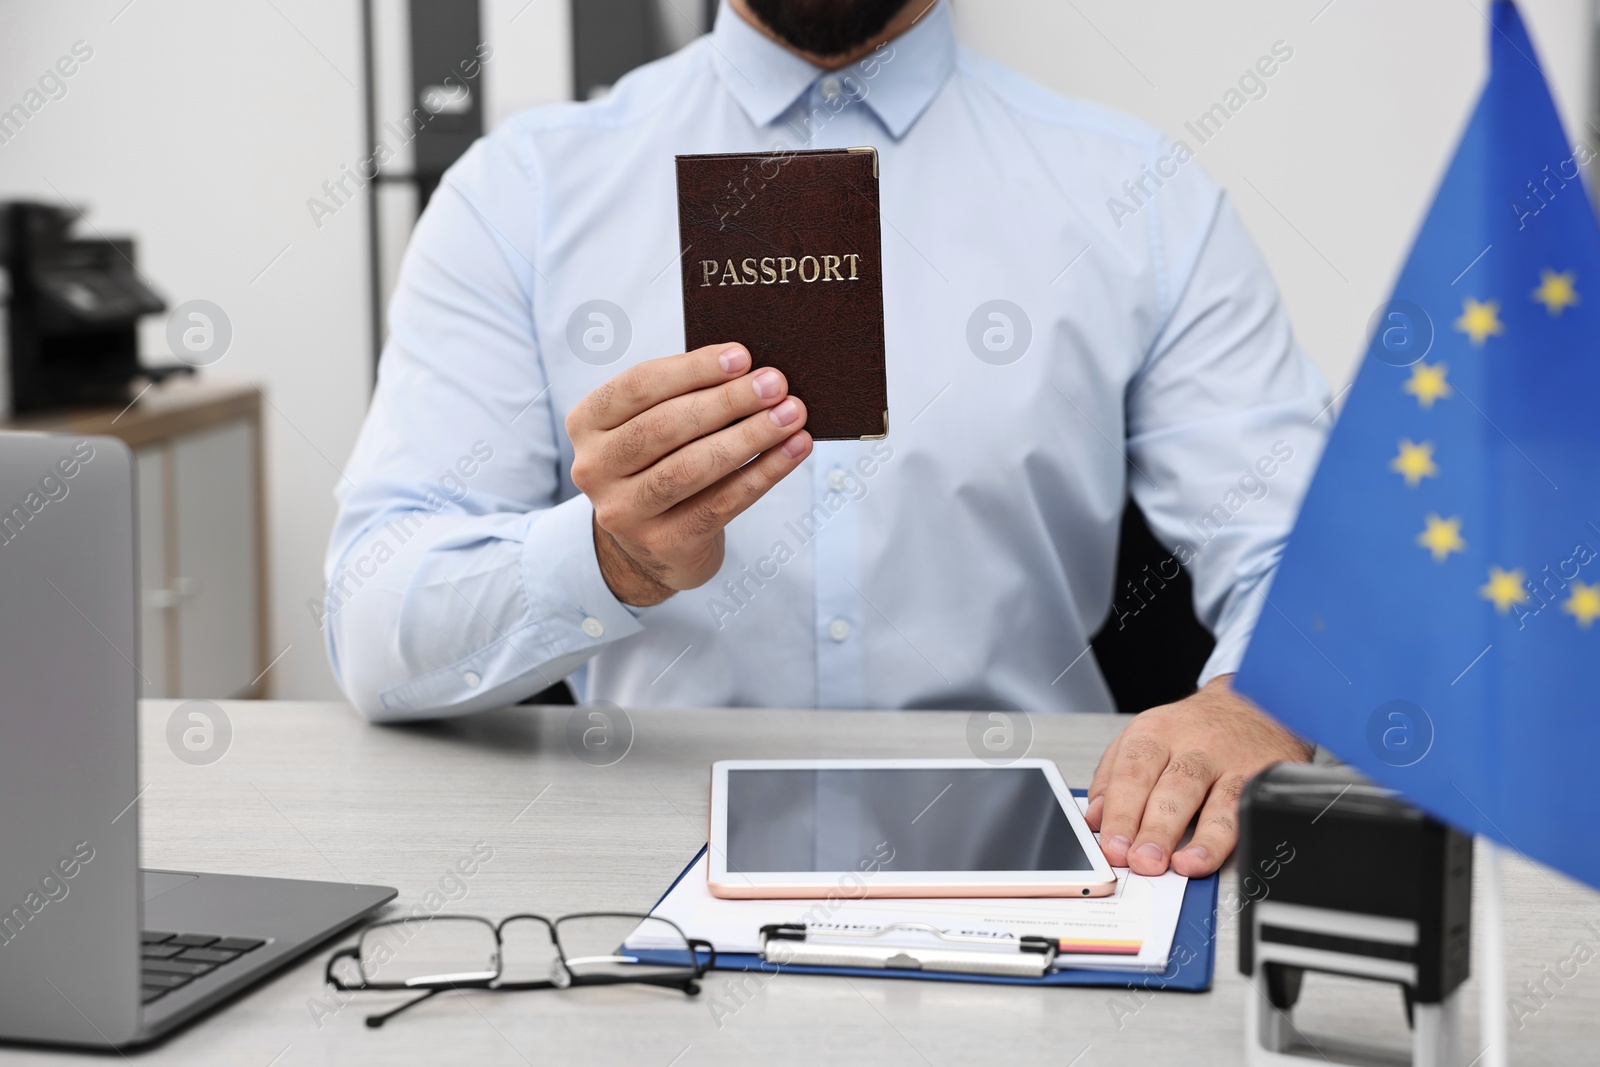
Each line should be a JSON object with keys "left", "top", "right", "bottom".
{"left": 1234, "top": 0, "right": 1600, "bottom": 891}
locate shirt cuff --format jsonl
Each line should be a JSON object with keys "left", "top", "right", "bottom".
{"left": 521, "top": 492, "right": 646, "bottom": 654}
{"left": 1198, "top": 633, "right": 1248, "bottom": 688}
{"left": 371, "top": 493, "right": 645, "bottom": 717}
{"left": 1197, "top": 566, "right": 1276, "bottom": 688}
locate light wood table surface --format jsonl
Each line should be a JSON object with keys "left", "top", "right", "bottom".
{"left": 6, "top": 700, "right": 1595, "bottom": 1066}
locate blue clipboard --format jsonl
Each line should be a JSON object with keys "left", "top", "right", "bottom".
{"left": 648, "top": 791, "right": 1220, "bottom": 992}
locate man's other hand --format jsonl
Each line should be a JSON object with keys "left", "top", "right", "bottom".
{"left": 567, "top": 342, "right": 812, "bottom": 607}
{"left": 1084, "top": 676, "right": 1312, "bottom": 877}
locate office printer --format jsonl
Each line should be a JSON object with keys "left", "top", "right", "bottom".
{"left": 0, "top": 201, "right": 171, "bottom": 417}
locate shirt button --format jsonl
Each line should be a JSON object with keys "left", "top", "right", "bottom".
{"left": 581, "top": 616, "right": 606, "bottom": 638}
{"left": 820, "top": 76, "right": 843, "bottom": 101}
{"left": 827, "top": 468, "right": 848, "bottom": 491}
{"left": 462, "top": 670, "right": 482, "bottom": 688}
{"left": 827, "top": 618, "right": 852, "bottom": 642}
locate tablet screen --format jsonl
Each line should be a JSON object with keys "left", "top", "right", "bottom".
{"left": 724, "top": 766, "right": 1093, "bottom": 873}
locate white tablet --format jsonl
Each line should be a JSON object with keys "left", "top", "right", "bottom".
{"left": 707, "top": 758, "right": 1117, "bottom": 899}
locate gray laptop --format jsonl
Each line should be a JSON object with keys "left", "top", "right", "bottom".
{"left": 0, "top": 432, "right": 394, "bottom": 1049}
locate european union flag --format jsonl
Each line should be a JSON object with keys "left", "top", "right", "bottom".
{"left": 1235, "top": 1, "right": 1600, "bottom": 891}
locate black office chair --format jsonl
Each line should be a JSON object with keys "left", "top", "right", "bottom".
{"left": 1089, "top": 499, "right": 1216, "bottom": 714}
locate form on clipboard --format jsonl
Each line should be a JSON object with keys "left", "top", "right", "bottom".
{"left": 639, "top": 797, "right": 1191, "bottom": 977}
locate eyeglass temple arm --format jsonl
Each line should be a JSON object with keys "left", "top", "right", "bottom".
{"left": 364, "top": 987, "right": 445, "bottom": 1028}
{"left": 690, "top": 939, "right": 717, "bottom": 974}
{"left": 325, "top": 946, "right": 360, "bottom": 989}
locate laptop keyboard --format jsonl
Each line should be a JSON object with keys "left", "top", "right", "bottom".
{"left": 141, "top": 931, "right": 266, "bottom": 1003}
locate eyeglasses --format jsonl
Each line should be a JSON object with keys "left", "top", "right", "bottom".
{"left": 324, "top": 912, "right": 716, "bottom": 1027}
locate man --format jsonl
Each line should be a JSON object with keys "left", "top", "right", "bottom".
{"left": 325, "top": 0, "right": 1327, "bottom": 878}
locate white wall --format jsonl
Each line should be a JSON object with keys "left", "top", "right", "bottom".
{"left": 0, "top": 0, "right": 571, "bottom": 699}
{"left": 952, "top": 0, "right": 1594, "bottom": 393}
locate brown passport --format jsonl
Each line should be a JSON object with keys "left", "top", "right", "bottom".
{"left": 676, "top": 148, "right": 888, "bottom": 441}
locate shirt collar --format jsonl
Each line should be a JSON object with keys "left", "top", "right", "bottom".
{"left": 708, "top": 0, "right": 955, "bottom": 139}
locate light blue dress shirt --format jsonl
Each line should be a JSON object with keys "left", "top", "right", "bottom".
{"left": 325, "top": 0, "right": 1329, "bottom": 721}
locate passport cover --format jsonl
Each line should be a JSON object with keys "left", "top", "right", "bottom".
{"left": 676, "top": 148, "right": 889, "bottom": 441}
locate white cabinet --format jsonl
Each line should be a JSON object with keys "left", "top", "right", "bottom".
{"left": 7, "top": 380, "right": 268, "bottom": 698}
{"left": 135, "top": 446, "right": 170, "bottom": 695}
{"left": 141, "top": 419, "right": 262, "bottom": 698}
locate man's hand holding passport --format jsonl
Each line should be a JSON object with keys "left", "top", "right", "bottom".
{"left": 574, "top": 147, "right": 890, "bottom": 607}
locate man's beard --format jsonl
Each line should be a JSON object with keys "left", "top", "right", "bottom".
{"left": 742, "top": 0, "right": 914, "bottom": 58}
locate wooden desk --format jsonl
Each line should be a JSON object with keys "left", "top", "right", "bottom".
{"left": 0, "top": 378, "right": 260, "bottom": 450}
{"left": 7, "top": 701, "right": 1594, "bottom": 1065}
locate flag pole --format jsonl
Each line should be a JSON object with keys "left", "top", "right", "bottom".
{"left": 1479, "top": 838, "right": 1507, "bottom": 1067}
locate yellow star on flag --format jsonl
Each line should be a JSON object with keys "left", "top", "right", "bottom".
{"left": 1531, "top": 269, "right": 1579, "bottom": 315}
{"left": 1562, "top": 582, "right": 1600, "bottom": 628}
{"left": 1454, "top": 298, "right": 1504, "bottom": 345}
{"left": 1417, "top": 513, "right": 1466, "bottom": 562}
{"left": 1390, "top": 439, "right": 1439, "bottom": 487}
{"left": 1479, "top": 566, "right": 1529, "bottom": 613}
{"left": 1403, "top": 362, "right": 1452, "bottom": 409}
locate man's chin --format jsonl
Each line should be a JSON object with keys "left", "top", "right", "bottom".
{"left": 742, "top": 0, "right": 914, "bottom": 59}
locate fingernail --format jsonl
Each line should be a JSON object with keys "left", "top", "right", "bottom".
{"left": 719, "top": 345, "right": 750, "bottom": 373}
{"left": 768, "top": 397, "right": 800, "bottom": 426}
{"left": 751, "top": 369, "right": 783, "bottom": 399}
{"left": 1181, "top": 845, "right": 1209, "bottom": 865}
{"left": 781, "top": 432, "right": 808, "bottom": 458}
{"left": 1107, "top": 834, "right": 1131, "bottom": 856}
{"left": 1085, "top": 795, "right": 1104, "bottom": 823}
{"left": 1134, "top": 842, "right": 1165, "bottom": 864}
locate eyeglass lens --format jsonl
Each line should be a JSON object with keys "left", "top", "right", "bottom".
{"left": 359, "top": 917, "right": 498, "bottom": 987}
{"left": 354, "top": 914, "right": 698, "bottom": 989}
